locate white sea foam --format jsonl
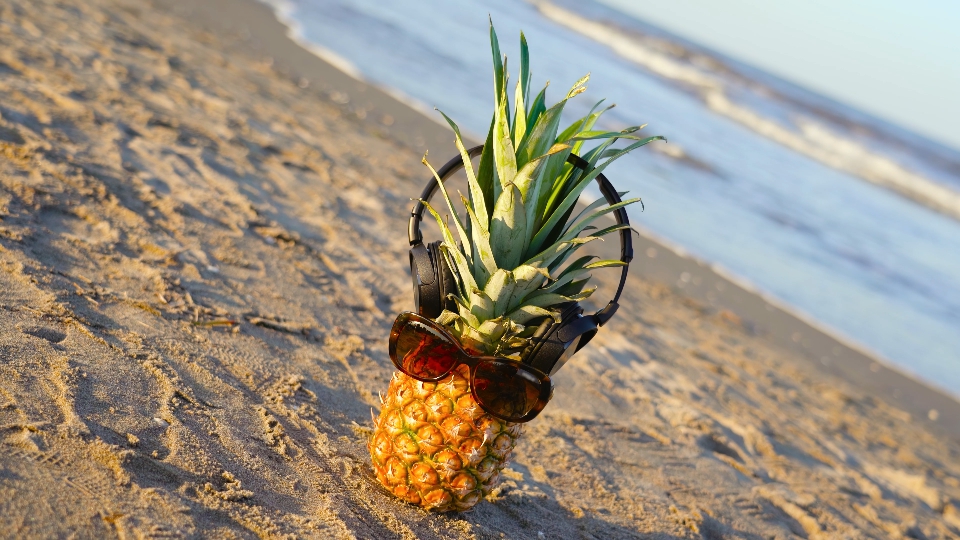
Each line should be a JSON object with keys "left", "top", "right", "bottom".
{"left": 537, "top": 1, "right": 960, "bottom": 220}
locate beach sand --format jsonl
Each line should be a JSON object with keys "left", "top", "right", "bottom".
{"left": 1, "top": 0, "right": 958, "bottom": 537}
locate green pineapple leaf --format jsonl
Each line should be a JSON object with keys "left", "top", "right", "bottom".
{"left": 467, "top": 287, "right": 493, "bottom": 322}
{"left": 489, "top": 184, "right": 528, "bottom": 269}
{"left": 512, "top": 32, "right": 531, "bottom": 147}
{"left": 559, "top": 198, "right": 641, "bottom": 241}
{"left": 530, "top": 137, "right": 662, "bottom": 255}
{"left": 494, "top": 74, "right": 518, "bottom": 190}
{"left": 584, "top": 259, "right": 627, "bottom": 269}
{"left": 535, "top": 101, "right": 614, "bottom": 225}
{"left": 550, "top": 254, "right": 598, "bottom": 276}
{"left": 436, "top": 109, "right": 488, "bottom": 228}
{"left": 514, "top": 142, "right": 570, "bottom": 209}
{"left": 554, "top": 196, "right": 609, "bottom": 243}
{"left": 489, "top": 18, "right": 505, "bottom": 105}
{"left": 516, "top": 86, "right": 578, "bottom": 171}
{"left": 483, "top": 269, "right": 515, "bottom": 317}
{"left": 541, "top": 130, "right": 636, "bottom": 225}
{"left": 526, "top": 82, "right": 549, "bottom": 130}
{"left": 422, "top": 153, "right": 473, "bottom": 267}
{"left": 507, "top": 264, "right": 552, "bottom": 313}
{"left": 435, "top": 310, "right": 461, "bottom": 326}
{"left": 420, "top": 199, "right": 477, "bottom": 295}
{"left": 506, "top": 305, "right": 558, "bottom": 325}
{"left": 587, "top": 223, "right": 635, "bottom": 239}
{"left": 507, "top": 287, "right": 596, "bottom": 314}
{"left": 567, "top": 73, "right": 590, "bottom": 99}
{"left": 523, "top": 236, "right": 600, "bottom": 270}
{"left": 459, "top": 193, "right": 497, "bottom": 287}
{"left": 477, "top": 117, "right": 497, "bottom": 217}
{"left": 552, "top": 278, "right": 592, "bottom": 298}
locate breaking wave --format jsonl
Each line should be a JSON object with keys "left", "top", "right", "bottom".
{"left": 537, "top": 1, "right": 960, "bottom": 220}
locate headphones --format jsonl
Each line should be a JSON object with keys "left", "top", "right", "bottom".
{"left": 408, "top": 145, "right": 633, "bottom": 376}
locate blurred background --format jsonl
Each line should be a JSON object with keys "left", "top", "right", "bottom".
{"left": 263, "top": 0, "right": 960, "bottom": 396}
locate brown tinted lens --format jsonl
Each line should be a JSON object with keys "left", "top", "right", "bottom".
{"left": 473, "top": 360, "right": 542, "bottom": 420}
{"left": 395, "top": 319, "right": 459, "bottom": 379}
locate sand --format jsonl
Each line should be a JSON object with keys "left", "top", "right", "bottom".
{"left": 0, "top": 0, "right": 958, "bottom": 537}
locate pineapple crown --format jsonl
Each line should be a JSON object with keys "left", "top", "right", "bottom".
{"left": 420, "top": 21, "right": 664, "bottom": 356}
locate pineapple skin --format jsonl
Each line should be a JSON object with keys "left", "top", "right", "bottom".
{"left": 369, "top": 364, "right": 523, "bottom": 511}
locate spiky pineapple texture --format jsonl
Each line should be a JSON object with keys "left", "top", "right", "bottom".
{"left": 422, "top": 22, "right": 663, "bottom": 356}
{"left": 370, "top": 366, "right": 523, "bottom": 511}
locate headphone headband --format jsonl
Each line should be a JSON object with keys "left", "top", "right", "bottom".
{"left": 409, "top": 145, "right": 633, "bottom": 326}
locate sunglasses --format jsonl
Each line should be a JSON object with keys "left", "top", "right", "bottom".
{"left": 389, "top": 312, "right": 553, "bottom": 423}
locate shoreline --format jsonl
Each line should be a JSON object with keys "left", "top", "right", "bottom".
{"left": 156, "top": 0, "right": 959, "bottom": 436}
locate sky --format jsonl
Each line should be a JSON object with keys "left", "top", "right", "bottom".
{"left": 597, "top": 0, "right": 960, "bottom": 151}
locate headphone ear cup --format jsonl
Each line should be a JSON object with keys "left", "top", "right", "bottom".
{"left": 411, "top": 240, "right": 459, "bottom": 320}
{"left": 523, "top": 304, "right": 596, "bottom": 375}
{"left": 432, "top": 242, "right": 458, "bottom": 314}
{"left": 522, "top": 305, "right": 571, "bottom": 373}
{"left": 409, "top": 243, "right": 440, "bottom": 318}
{"left": 523, "top": 315, "right": 555, "bottom": 360}
{"left": 427, "top": 241, "right": 449, "bottom": 314}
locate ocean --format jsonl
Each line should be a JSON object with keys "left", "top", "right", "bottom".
{"left": 262, "top": 0, "right": 960, "bottom": 396}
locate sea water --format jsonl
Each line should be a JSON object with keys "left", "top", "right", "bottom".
{"left": 263, "top": 0, "right": 960, "bottom": 396}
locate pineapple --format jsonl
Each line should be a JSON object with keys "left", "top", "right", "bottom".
{"left": 370, "top": 22, "right": 663, "bottom": 511}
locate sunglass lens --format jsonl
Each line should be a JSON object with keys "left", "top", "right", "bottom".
{"left": 473, "top": 360, "right": 542, "bottom": 421}
{"left": 395, "top": 319, "right": 459, "bottom": 379}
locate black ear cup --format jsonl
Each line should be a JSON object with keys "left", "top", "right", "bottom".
{"left": 409, "top": 242, "right": 439, "bottom": 318}
{"left": 409, "top": 240, "right": 457, "bottom": 319}
{"left": 523, "top": 303, "right": 600, "bottom": 375}
{"left": 428, "top": 241, "right": 458, "bottom": 315}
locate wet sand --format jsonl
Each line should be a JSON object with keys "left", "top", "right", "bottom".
{"left": 1, "top": 0, "right": 958, "bottom": 537}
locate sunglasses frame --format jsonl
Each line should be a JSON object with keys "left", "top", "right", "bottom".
{"left": 388, "top": 312, "right": 553, "bottom": 423}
